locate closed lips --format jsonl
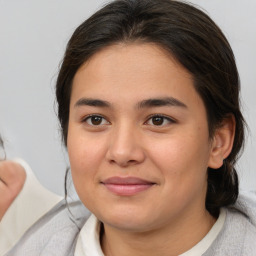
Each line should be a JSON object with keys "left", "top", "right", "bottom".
{"left": 102, "top": 176, "right": 154, "bottom": 185}
{"left": 101, "top": 177, "right": 155, "bottom": 196}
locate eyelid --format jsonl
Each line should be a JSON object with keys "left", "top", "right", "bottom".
{"left": 82, "top": 114, "right": 110, "bottom": 125}
{"left": 144, "top": 114, "right": 176, "bottom": 126}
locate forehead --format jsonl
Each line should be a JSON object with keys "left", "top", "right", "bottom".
{"left": 75, "top": 43, "right": 191, "bottom": 80}
{"left": 71, "top": 43, "right": 204, "bottom": 111}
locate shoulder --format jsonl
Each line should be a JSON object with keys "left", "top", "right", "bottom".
{"left": 5, "top": 198, "right": 91, "bottom": 256}
{"left": 234, "top": 190, "right": 256, "bottom": 223}
{"left": 204, "top": 191, "right": 256, "bottom": 256}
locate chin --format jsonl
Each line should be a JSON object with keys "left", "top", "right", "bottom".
{"left": 96, "top": 206, "right": 156, "bottom": 232}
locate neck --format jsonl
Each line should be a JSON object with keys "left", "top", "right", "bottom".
{"left": 101, "top": 209, "right": 216, "bottom": 256}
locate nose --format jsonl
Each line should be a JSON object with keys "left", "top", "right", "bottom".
{"left": 106, "top": 124, "right": 146, "bottom": 167}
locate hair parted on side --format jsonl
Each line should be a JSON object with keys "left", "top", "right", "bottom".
{"left": 56, "top": 0, "right": 246, "bottom": 217}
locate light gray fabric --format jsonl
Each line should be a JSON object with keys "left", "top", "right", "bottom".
{"left": 5, "top": 199, "right": 90, "bottom": 256}
{"left": 5, "top": 192, "right": 256, "bottom": 256}
{"left": 203, "top": 191, "right": 256, "bottom": 256}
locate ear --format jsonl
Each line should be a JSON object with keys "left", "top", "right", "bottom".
{"left": 208, "top": 115, "right": 236, "bottom": 169}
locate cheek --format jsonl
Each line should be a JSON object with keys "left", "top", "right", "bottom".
{"left": 68, "top": 138, "right": 102, "bottom": 178}
{"left": 68, "top": 124, "right": 105, "bottom": 166}
{"left": 148, "top": 130, "right": 211, "bottom": 180}
{"left": 68, "top": 138, "right": 99, "bottom": 209}
{"left": 67, "top": 128, "right": 110, "bottom": 201}
{"left": 149, "top": 134, "right": 210, "bottom": 205}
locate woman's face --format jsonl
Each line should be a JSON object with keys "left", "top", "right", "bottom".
{"left": 68, "top": 43, "right": 216, "bottom": 232}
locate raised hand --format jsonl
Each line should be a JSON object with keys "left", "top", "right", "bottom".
{"left": 0, "top": 161, "right": 26, "bottom": 220}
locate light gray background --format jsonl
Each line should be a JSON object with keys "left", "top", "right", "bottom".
{"left": 0, "top": 0, "right": 255, "bottom": 196}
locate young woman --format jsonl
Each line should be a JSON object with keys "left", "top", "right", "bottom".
{"left": 6, "top": 0, "right": 256, "bottom": 255}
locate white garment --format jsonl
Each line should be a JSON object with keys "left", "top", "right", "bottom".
{"left": 0, "top": 158, "right": 62, "bottom": 255}
{"left": 179, "top": 208, "right": 226, "bottom": 256}
{"left": 75, "top": 214, "right": 103, "bottom": 256}
{"left": 75, "top": 209, "right": 226, "bottom": 256}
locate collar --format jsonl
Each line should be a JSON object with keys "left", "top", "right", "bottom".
{"left": 75, "top": 209, "right": 226, "bottom": 256}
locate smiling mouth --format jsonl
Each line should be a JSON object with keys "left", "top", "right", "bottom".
{"left": 101, "top": 176, "right": 155, "bottom": 196}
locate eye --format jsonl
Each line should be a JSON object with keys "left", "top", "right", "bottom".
{"left": 83, "top": 115, "right": 109, "bottom": 126}
{"left": 145, "top": 115, "right": 175, "bottom": 126}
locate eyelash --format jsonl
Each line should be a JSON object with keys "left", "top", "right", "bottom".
{"left": 144, "top": 114, "right": 176, "bottom": 127}
{"left": 82, "top": 115, "right": 110, "bottom": 126}
{"left": 82, "top": 114, "right": 175, "bottom": 127}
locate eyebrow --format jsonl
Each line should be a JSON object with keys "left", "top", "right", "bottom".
{"left": 74, "top": 97, "right": 187, "bottom": 109}
{"left": 137, "top": 97, "right": 187, "bottom": 109}
{"left": 74, "top": 98, "right": 110, "bottom": 108}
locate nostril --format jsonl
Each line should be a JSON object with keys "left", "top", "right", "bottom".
{"left": 109, "top": 159, "right": 116, "bottom": 164}
{"left": 128, "top": 159, "right": 137, "bottom": 164}
{"left": 108, "top": 157, "right": 140, "bottom": 167}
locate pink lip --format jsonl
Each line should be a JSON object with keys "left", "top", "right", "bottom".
{"left": 101, "top": 177, "right": 155, "bottom": 196}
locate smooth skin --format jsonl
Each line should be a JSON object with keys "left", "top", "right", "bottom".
{"left": 0, "top": 161, "right": 26, "bottom": 220}
{"left": 68, "top": 43, "right": 235, "bottom": 256}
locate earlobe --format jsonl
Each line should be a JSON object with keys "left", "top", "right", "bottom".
{"left": 208, "top": 115, "right": 236, "bottom": 169}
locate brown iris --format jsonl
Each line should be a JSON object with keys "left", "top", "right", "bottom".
{"left": 152, "top": 116, "right": 164, "bottom": 126}
{"left": 91, "top": 116, "right": 103, "bottom": 125}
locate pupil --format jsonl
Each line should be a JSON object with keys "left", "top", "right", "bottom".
{"left": 91, "top": 116, "right": 102, "bottom": 125}
{"left": 152, "top": 116, "right": 163, "bottom": 125}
